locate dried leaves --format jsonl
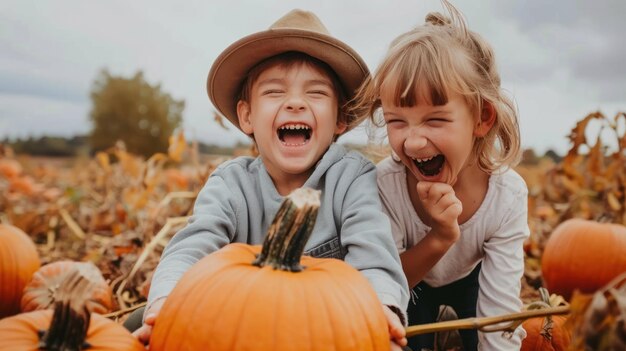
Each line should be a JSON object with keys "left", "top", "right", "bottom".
{"left": 568, "top": 273, "right": 626, "bottom": 350}
{"left": 519, "top": 111, "right": 626, "bottom": 300}
{"left": 0, "top": 138, "right": 221, "bottom": 315}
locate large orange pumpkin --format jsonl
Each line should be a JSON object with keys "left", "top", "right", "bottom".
{"left": 0, "top": 224, "right": 40, "bottom": 318}
{"left": 21, "top": 260, "right": 113, "bottom": 314}
{"left": 0, "top": 262, "right": 144, "bottom": 350}
{"left": 150, "top": 188, "right": 390, "bottom": 351}
{"left": 542, "top": 219, "right": 626, "bottom": 300}
{"left": 521, "top": 288, "right": 571, "bottom": 351}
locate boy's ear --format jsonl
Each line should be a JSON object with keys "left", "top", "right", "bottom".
{"left": 474, "top": 100, "right": 496, "bottom": 137}
{"left": 237, "top": 100, "right": 254, "bottom": 135}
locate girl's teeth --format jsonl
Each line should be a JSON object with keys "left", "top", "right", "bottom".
{"left": 412, "top": 155, "right": 435, "bottom": 163}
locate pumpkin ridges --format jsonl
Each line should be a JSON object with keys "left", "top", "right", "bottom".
{"left": 344, "top": 279, "right": 389, "bottom": 350}
{"left": 325, "top": 264, "right": 388, "bottom": 351}
{"left": 0, "top": 224, "right": 40, "bottom": 318}
{"left": 233, "top": 268, "right": 283, "bottom": 350}
{"left": 0, "top": 310, "right": 145, "bottom": 350}
{"left": 542, "top": 219, "right": 626, "bottom": 300}
{"left": 151, "top": 250, "right": 259, "bottom": 350}
{"left": 21, "top": 260, "right": 113, "bottom": 314}
{"left": 230, "top": 271, "right": 284, "bottom": 350}
{"left": 200, "top": 265, "right": 260, "bottom": 350}
{"left": 0, "top": 266, "right": 144, "bottom": 351}
{"left": 521, "top": 288, "right": 571, "bottom": 351}
{"left": 324, "top": 275, "right": 356, "bottom": 350}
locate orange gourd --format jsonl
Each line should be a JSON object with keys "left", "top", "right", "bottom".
{"left": 0, "top": 159, "right": 22, "bottom": 179}
{"left": 0, "top": 224, "right": 40, "bottom": 318}
{"left": 542, "top": 219, "right": 626, "bottom": 300}
{"left": 21, "top": 260, "right": 113, "bottom": 314}
{"left": 150, "top": 188, "right": 390, "bottom": 351}
{"left": 0, "top": 263, "right": 144, "bottom": 351}
{"left": 521, "top": 288, "right": 571, "bottom": 351}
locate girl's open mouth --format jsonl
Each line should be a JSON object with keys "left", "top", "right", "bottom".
{"left": 277, "top": 124, "right": 311, "bottom": 146}
{"left": 413, "top": 154, "right": 445, "bottom": 177}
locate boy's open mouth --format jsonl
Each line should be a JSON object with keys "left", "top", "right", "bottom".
{"left": 413, "top": 154, "right": 445, "bottom": 177}
{"left": 277, "top": 123, "right": 312, "bottom": 146}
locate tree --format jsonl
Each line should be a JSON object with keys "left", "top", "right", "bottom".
{"left": 89, "top": 70, "right": 184, "bottom": 157}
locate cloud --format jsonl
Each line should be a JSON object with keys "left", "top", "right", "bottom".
{"left": 0, "top": 94, "right": 89, "bottom": 138}
{"left": 0, "top": 0, "right": 624, "bottom": 155}
{"left": 492, "top": 0, "right": 626, "bottom": 103}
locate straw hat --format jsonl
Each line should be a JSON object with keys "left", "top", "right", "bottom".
{"left": 207, "top": 9, "right": 369, "bottom": 131}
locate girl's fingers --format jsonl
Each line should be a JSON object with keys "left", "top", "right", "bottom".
{"left": 436, "top": 193, "right": 462, "bottom": 217}
{"left": 416, "top": 181, "right": 433, "bottom": 201}
{"left": 440, "top": 202, "right": 463, "bottom": 221}
{"left": 417, "top": 182, "right": 454, "bottom": 204}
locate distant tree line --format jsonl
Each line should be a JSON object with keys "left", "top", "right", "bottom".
{"left": 1, "top": 135, "right": 250, "bottom": 157}
{"left": 2, "top": 135, "right": 90, "bottom": 157}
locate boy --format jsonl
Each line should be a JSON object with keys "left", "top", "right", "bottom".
{"left": 134, "top": 9, "right": 409, "bottom": 349}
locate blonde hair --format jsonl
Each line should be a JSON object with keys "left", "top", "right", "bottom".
{"left": 352, "top": 1, "right": 521, "bottom": 172}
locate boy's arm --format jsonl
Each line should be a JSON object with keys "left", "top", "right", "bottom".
{"left": 339, "top": 161, "right": 410, "bottom": 324}
{"left": 145, "top": 174, "right": 239, "bottom": 316}
{"left": 476, "top": 191, "right": 529, "bottom": 350}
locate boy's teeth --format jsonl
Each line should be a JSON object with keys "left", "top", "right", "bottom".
{"left": 279, "top": 124, "right": 310, "bottom": 130}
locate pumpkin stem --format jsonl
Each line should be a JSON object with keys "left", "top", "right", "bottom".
{"left": 537, "top": 287, "right": 554, "bottom": 341}
{"left": 39, "top": 263, "right": 104, "bottom": 350}
{"left": 253, "top": 188, "right": 321, "bottom": 272}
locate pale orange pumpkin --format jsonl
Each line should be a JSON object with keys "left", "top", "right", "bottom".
{"left": 0, "top": 159, "right": 22, "bottom": 179}
{"left": 0, "top": 224, "right": 40, "bottom": 318}
{"left": 542, "top": 219, "right": 626, "bottom": 300}
{"left": 0, "top": 263, "right": 144, "bottom": 351}
{"left": 521, "top": 288, "right": 571, "bottom": 351}
{"left": 21, "top": 260, "right": 113, "bottom": 314}
{"left": 149, "top": 188, "right": 390, "bottom": 351}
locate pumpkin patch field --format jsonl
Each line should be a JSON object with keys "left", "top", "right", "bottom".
{"left": 1, "top": 112, "right": 625, "bottom": 350}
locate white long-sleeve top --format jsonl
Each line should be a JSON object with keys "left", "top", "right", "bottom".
{"left": 377, "top": 156, "right": 529, "bottom": 350}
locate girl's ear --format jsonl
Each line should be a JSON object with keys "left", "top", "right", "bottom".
{"left": 237, "top": 100, "right": 254, "bottom": 135}
{"left": 334, "top": 120, "right": 348, "bottom": 135}
{"left": 474, "top": 100, "right": 496, "bottom": 137}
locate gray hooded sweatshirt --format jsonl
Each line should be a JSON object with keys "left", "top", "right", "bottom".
{"left": 147, "top": 143, "right": 409, "bottom": 321}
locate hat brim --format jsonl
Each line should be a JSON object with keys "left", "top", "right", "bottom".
{"left": 207, "top": 28, "right": 369, "bottom": 132}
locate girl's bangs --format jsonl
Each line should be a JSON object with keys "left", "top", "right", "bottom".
{"left": 378, "top": 47, "right": 450, "bottom": 108}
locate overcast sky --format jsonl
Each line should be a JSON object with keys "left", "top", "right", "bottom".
{"left": 1, "top": 0, "right": 624, "bottom": 154}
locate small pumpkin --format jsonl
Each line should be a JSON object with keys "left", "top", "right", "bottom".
{"left": 0, "top": 263, "right": 144, "bottom": 350}
{"left": 0, "top": 158, "right": 22, "bottom": 179}
{"left": 542, "top": 219, "right": 626, "bottom": 300}
{"left": 0, "top": 224, "right": 40, "bottom": 318}
{"left": 150, "top": 188, "right": 390, "bottom": 351}
{"left": 521, "top": 288, "right": 571, "bottom": 351}
{"left": 21, "top": 260, "right": 113, "bottom": 314}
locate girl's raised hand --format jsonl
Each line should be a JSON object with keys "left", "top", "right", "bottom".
{"left": 416, "top": 181, "right": 462, "bottom": 243}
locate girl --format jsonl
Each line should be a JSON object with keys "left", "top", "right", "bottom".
{"left": 354, "top": 2, "right": 529, "bottom": 350}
